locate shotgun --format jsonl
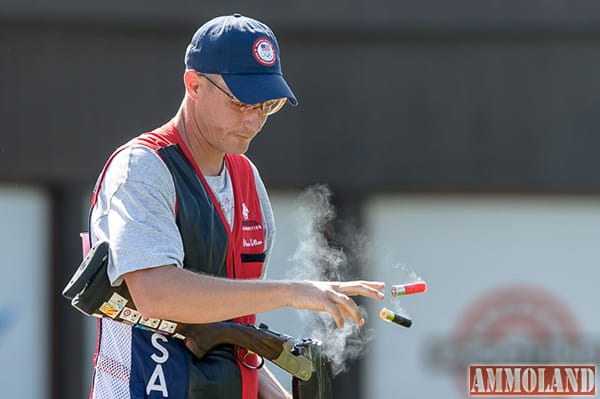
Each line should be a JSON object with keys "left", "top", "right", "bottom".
{"left": 62, "top": 240, "right": 329, "bottom": 390}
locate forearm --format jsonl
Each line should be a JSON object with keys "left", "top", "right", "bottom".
{"left": 125, "top": 263, "right": 385, "bottom": 328}
{"left": 125, "top": 265, "right": 293, "bottom": 323}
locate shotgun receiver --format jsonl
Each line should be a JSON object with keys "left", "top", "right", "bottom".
{"left": 62, "top": 241, "right": 321, "bottom": 384}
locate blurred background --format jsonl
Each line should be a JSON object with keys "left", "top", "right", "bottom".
{"left": 2, "top": 1, "right": 600, "bottom": 398}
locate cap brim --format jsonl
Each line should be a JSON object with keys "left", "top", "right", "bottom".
{"left": 223, "top": 74, "right": 298, "bottom": 106}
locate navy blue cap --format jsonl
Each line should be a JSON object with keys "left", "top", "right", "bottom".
{"left": 185, "top": 14, "right": 298, "bottom": 106}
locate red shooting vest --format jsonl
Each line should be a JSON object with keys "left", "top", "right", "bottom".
{"left": 90, "top": 122, "right": 265, "bottom": 399}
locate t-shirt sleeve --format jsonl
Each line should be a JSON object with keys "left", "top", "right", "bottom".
{"left": 248, "top": 160, "right": 276, "bottom": 279}
{"left": 90, "top": 145, "right": 184, "bottom": 286}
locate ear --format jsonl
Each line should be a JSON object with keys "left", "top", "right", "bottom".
{"left": 183, "top": 70, "right": 203, "bottom": 100}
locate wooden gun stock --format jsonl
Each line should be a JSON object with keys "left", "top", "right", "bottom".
{"left": 180, "top": 322, "right": 284, "bottom": 361}
{"left": 62, "top": 241, "right": 314, "bottom": 381}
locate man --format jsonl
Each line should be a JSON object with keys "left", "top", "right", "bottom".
{"left": 87, "top": 14, "right": 385, "bottom": 399}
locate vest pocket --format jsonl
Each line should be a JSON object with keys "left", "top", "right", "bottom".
{"left": 240, "top": 253, "right": 266, "bottom": 263}
{"left": 237, "top": 253, "right": 265, "bottom": 279}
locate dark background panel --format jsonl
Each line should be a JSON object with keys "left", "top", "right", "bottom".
{"left": 0, "top": 23, "right": 184, "bottom": 183}
{"left": 2, "top": 11, "right": 600, "bottom": 191}
{"left": 5, "top": 0, "right": 600, "bottom": 31}
{"left": 253, "top": 34, "right": 600, "bottom": 192}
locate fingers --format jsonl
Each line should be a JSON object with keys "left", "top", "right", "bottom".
{"left": 322, "top": 297, "right": 346, "bottom": 328}
{"left": 327, "top": 281, "right": 385, "bottom": 327}
{"left": 304, "top": 284, "right": 362, "bottom": 328}
{"left": 336, "top": 294, "right": 365, "bottom": 327}
{"left": 318, "top": 281, "right": 385, "bottom": 327}
{"left": 289, "top": 280, "right": 385, "bottom": 328}
{"left": 323, "top": 291, "right": 355, "bottom": 328}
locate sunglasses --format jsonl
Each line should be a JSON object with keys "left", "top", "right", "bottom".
{"left": 197, "top": 73, "right": 287, "bottom": 116}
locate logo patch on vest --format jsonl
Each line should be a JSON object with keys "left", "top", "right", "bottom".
{"left": 241, "top": 202, "right": 263, "bottom": 233}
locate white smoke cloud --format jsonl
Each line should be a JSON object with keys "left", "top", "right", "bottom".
{"left": 288, "top": 184, "right": 342, "bottom": 281}
{"left": 286, "top": 184, "right": 376, "bottom": 376}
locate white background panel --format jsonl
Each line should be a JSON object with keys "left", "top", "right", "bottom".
{"left": 363, "top": 195, "right": 600, "bottom": 398}
{"left": 0, "top": 186, "right": 50, "bottom": 399}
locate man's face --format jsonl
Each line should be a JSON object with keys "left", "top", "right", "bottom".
{"left": 192, "top": 73, "right": 268, "bottom": 155}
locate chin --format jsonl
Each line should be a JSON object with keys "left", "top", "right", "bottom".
{"left": 227, "top": 144, "right": 250, "bottom": 155}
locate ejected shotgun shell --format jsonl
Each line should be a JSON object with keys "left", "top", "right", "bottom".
{"left": 391, "top": 281, "right": 427, "bottom": 297}
{"left": 379, "top": 307, "right": 412, "bottom": 328}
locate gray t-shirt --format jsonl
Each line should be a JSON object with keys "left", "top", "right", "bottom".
{"left": 90, "top": 145, "right": 275, "bottom": 285}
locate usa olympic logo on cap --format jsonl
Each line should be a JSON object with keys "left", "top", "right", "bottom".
{"left": 253, "top": 38, "right": 276, "bottom": 66}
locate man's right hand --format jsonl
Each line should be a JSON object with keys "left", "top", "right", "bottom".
{"left": 287, "top": 280, "right": 385, "bottom": 328}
